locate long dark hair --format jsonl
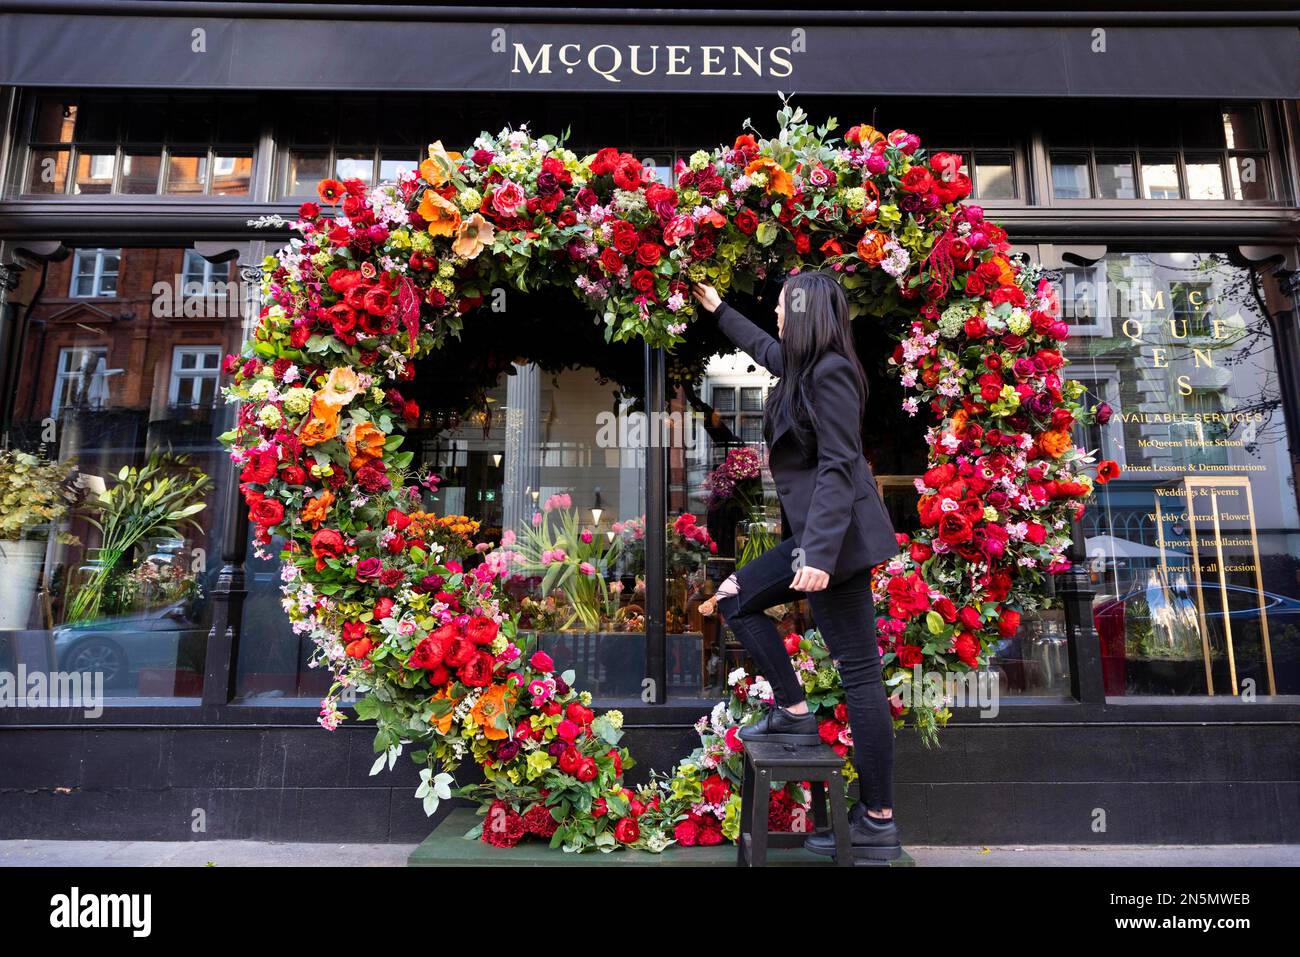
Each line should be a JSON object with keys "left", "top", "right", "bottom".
{"left": 764, "top": 271, "right": 868, "bottom": 446}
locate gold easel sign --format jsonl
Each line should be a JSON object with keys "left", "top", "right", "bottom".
{"left": 1176, "top": 476, "right": 1276, "bottom": 696}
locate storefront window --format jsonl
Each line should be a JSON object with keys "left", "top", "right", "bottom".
{"left": 0, "top": 245, "right": 247, "bottom": 698}
{"left": 1057, "top": 252, "right": 1300, "bottom": 696}
{"left": 236, "top": 322, "right": 653, "bottom": 699}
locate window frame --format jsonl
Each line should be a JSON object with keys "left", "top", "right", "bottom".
{"left": 167, "top": 344, "right": 224, "bottom": 408}
{"left": 50, "top": 344, "right": 109, "bottom": 416}
{"left": 68, "top": 246, "right": 120, "bottom": 298}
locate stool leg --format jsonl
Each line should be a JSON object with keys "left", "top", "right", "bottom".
{"left": 826, "top": 770, "right": 853, "bottom": 867}
{"left": 750, "top": 769, "right": 771, "bottom": 867}
{"left": 809, "top": 780, "right": 828, "bottom": 833}
{"left": 737, "top": 753, "right": 754, "bottom": 866}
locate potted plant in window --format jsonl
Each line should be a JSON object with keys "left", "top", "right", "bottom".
{"left": 64, "top": 453, "right": 210, "bottom": 625}
{"left": 0, "top": 449, "right": 78, "bottom": 630}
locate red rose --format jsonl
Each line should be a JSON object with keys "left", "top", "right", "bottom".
{"left": 933, "top": 596, "right": 958, "bottom": 623}
{"left": 249, "top": 497, "right": 284, "bottom": 528}
{"left": 575, "top": 758, "right": 598, "bottom": 782}
{"left": 240, "top": 450, "right": 278, "bottom": 484}
{"left": 599, "top": 247, "right": 624, "bottom": 275}
{"left": 998, "top": 608, "right": 1022, "bottom": 637}
{"left": 372, "top": 596, "right": 395, "bottom": 621}
{"left": 633, "top": 243, "right": 661, "bottom": 267}
{"left": 953, "top": 630, "right": 980, "bottom": 667}
{"left": 558, "top": 747, "right": 582, "bottom": 775}
{"left": 465, "top": 616, "right": 499, "bottom": 645}
{"left": 700, "top": 774, "right": 729, "bottom": 805}
{"left": 734, "top": 209, "right": 759, "bottom": 234}
{"left": 897, "top": 644, "right": 924, "bottom": 668}
{"left": 614, "top": 817, "right": 640, "bottom": 844}
{"left": 566, "top": 701, "right": 593, "bottom": 726}
{"left": 957, "top": 605, "right": 983, "bottom": 630}
{"left": 631, "top": 269, "right": 656, "bottom": 293}
{"left": 385, "top": 508, "right": 411, "bottom": 530}
{"left": 278, "top": 465, "right": 306, "bottom": 485}
{"left": 611, "top": 223, "right": 639, "bottom": 255}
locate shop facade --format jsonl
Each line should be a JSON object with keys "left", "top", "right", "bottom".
{"left": 1, "top": 2, "right": 1298, "bottom": 845}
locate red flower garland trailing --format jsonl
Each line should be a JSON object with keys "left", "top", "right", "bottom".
{"left": 222, "top": 103, "right": 1118, "bottom": 852}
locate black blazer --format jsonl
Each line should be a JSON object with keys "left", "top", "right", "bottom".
{"left": 714, "top": 301, "right": 900, "bottom": 581}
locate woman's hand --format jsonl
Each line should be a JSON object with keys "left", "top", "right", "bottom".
{"left": 790, "top": 565, "right": 831, "bottom": 592}
{"left": 691, "top": 282, "right": 722, "bottom": 313}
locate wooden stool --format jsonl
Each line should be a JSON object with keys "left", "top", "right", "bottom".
{"left": 737, "top": 739, "right": 853, "bottom": 867}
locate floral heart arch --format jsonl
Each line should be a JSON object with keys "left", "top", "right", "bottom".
{"left": 224, "top": 103, "right": 1116, "bottom": 852}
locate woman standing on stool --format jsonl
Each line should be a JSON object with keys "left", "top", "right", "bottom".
{"left": 692, "top": 272, "right": 903, "bottom": 861}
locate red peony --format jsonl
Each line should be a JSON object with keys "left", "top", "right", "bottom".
{"left": 674, "top": 818, "right": 700, "bottom": 846}
{"left": 938, "top": 512, "right": 973, "bottom": 546}
{"left": 613, "top": 817, "right": 640, "bottom": 844}
{"left": 459, "top": 650, "right": 495, "bottom": 687}
{"left": 465, "top": 615, "right": 499, "bottom": 645}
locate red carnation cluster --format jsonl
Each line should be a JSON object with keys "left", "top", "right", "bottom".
{"left": 406, "top": 614, "right": 500, "bottom": 688}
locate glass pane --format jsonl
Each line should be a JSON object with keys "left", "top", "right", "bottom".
{"left": 24, "top": 148, "right": 71, "bottom": 194}
{"left": 32, "top": 99, "right": 77, "bottom": 144}
{"left": 378, "top": 153, "right": 416, "bottom": 183}
{"left": 334, "top": 153, "right": 374, "bottom": 185}
{"left": 166, "top": 154, "right": 208, "bottom": 195}
{"left": 1, "top": 245, "right": 246, "bottom": 700}
{"left": 1228, "top": 155, "right": 1271, "bottom": 200}
{"left": 283, "top": 151, "right": 329, "bottom": 197}
{"left": 739, "top": 387, "right": 763, "bottom": 411}
{"left": 712, "top": 387, "right": 735, "bottom": 411}
{"left": 1140, "top": 154, "right": 1181, "bottom": 199}
{"left": 1095, "top": 153, "right": 1137, "bottom": 199}
{"left": 74, "top": 98, "right": 120, "bottom": 143}
{"left": 210, "top": 154, "right": 252, "bottom": 195}
{"left": 73, "top": 152, "right": 116, "bottom": 194}
{"left": 1222, "top": 108, "right": 1264, "bottom": 150}
{"left": 1184, "top": 155, "right": 1225, "bottom": 200}
{"left": 974, "top": 152, "right": 1014, "bottom": 199}
{"left": 1059, "top": 252, "right": 1300, "bottom": 696}
{"left": 120, "top": 153, "right": 161, "bottom": 194}
{"left": 1050, "top": 153, "right": 1091, "bottom": 199}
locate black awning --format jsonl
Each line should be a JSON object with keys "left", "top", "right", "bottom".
{"left": 0, "top": 13, "right": 1296, "bottom": 97}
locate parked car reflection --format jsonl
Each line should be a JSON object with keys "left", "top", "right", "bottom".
{"left": 54, "top": 599, "right": 207, "bottom": 696}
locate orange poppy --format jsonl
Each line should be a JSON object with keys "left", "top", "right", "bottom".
{"left": 743, "top": 156, "right": 794, "bottom": 198}
{"left": 430, "top": 689, "right": 460, "bottom": 735}
{"left": 470, "top": 683, "right": 516, "bottom": 741}
{"left": 417, "top": 189, "right": 461, "bottom": 238}
{"left": 301, "top": 490, "right": 335, "bottom": 528}
{"left": 857, "top": 230, "right": 889, "bottom": 266}
{"left": 346, "top": 421, "right": 386, "bottom": 470}
{"left": 452, "top": 212, "right": 495, "bottom": 260}
{"left": 950, "top": 408, "right": 969, "bottom": 437}
{"left": 419, "top": 140, "right": 456, "bottom": 187}
{"left": 300, "top": 395, "right": 341, "bottom": 446}
{"left": 316, "top": 366, "right": 362, "bottom": 409}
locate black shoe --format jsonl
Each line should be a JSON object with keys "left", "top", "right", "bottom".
{"left": 737, "top": 706, "right": 821, "bottom": 746}
{"left": 805, "top": 803, "right": 903, "bottom": 862}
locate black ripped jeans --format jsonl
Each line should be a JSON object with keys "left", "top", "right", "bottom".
{"left": 716, "top": 535, "right": 895, "bottom": 812}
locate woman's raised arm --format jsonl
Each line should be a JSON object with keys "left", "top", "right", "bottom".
{"left": 692, "top": 283, "right": 783, "bottom": 376}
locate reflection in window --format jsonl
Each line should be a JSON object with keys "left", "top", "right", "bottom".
{"left": 2, "top": 246, "right": 248, "bottom": 699}
{"left": 69, "top": 247, "right": 119, "bottom": 297}
{"left": 1059, "top": 253, "right": 1300, "bottom": 696}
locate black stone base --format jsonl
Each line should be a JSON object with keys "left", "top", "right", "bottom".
{"left": 2, "top": 719, "right": 1299, "bottom": 844}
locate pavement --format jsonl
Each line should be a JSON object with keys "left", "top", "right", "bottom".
{"left": 2, "top": 840, "right": 1298, "bottom": 867}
